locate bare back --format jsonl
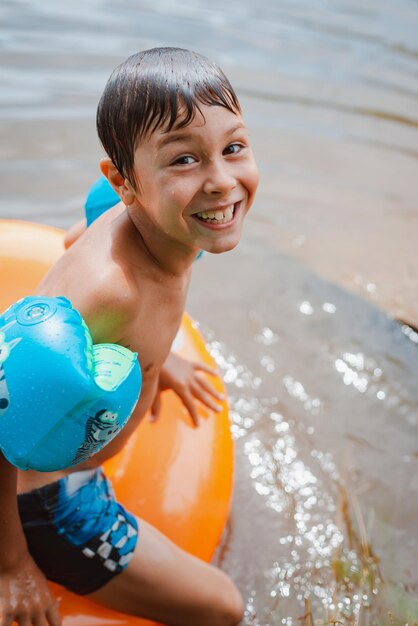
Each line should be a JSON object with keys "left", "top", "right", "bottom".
{"left": 17, "top": 206, "right": 191, "bottom": 493}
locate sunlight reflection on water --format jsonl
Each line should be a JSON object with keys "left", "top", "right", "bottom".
{"left": 193, "top": 261, "right": 418, "bottom": 624}
{"left": 209, "top": 332, "right": 391, "bottom": 624}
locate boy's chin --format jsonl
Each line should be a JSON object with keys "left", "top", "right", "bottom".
{"left": 203, "top": 234, "right": 242, "bottom": 255}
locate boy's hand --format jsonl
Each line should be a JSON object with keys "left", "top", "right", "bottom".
{"left": 0, "top": 553, "right": 61, "bottom": 626}
{"left": 150, "top": 352, "right": 224, "bottom": 426}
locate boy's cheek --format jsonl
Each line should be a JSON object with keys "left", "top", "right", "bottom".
{"left": 247, "top": 161, "right": 260, "bottom": 204}
{"left": 253, "top": 163, "right": 260, "bottom": 191}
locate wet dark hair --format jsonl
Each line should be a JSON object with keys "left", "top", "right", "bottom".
{"left": 96, "top": 47, "right": 241, "bottom": 189}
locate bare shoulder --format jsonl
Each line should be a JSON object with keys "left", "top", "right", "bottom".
{"left": 38, "top": 211, "right": 140, "bottom": 344}
{"left": 39, "top": 209, "right": 186, "bottom": 368}
{"left": 79, "top": 265, "right": 137, "bottom": 344}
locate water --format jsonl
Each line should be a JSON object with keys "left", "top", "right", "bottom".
{"left": 191, "top": 244, "right": 418, "bottom": 624}
{"left": 1, "top": 1, "right": 418, "bottom": 623}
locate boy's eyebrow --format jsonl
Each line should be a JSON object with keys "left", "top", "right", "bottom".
{"left": 157, "top": 123, "right": 247, "bottom": 149}
{"left": 157, "top": 132, "right": 194, "bottom": 148}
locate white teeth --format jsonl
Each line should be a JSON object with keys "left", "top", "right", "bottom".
{"left": 225, "top": 207, "right": 233, "bottom": 221}
{"left": 196, "top": 205, "right": 235, "bottom": 223}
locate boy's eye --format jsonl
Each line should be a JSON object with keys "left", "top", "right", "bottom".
{"left": 172, "top": 155, "right": 196, "bottom": 166}
{"left": 223, "top": 143, "right": 243, "bottom": 155}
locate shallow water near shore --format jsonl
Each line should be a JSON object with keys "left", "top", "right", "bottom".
{"left": 190, "top": 242, "right": 418, "bottom": 624}
{"left": 1, "top": 0, "right": 418, "bottom": 624}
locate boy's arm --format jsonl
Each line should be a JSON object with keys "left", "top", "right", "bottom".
{"left": 0, "top": 453, "right": 61, "bottom": 626}
{"left": 150, "top": 352, "right": 225, "bottom": 426}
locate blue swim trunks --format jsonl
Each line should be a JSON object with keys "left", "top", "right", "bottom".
{"left": 18, "top": 468, "right": 138, "bottom": 594}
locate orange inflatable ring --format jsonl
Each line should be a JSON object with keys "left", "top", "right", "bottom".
{"left": 0, "top": 219, "right": 234, "bottom": 625}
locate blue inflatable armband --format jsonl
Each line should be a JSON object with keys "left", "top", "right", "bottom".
{"left": 0, "top": 296, "right": 141, "bottom": 471}
{"left": 85, "top": 176, "right": 120, "bottom": 226}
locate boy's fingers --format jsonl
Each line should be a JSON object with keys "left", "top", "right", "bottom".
{"left": 182, "top": 394, "right": 199, "bottom": 427}
{"left": 33, "top": 609, "right": 50, "bottom": 626}
{"left": 193, "top": 362, "right": 219, "bottom": 377}
{"left": 191, "top": 383, "right": 222, "bottom": 413}
{"left": 149, "top": 393, "right": 162, "bottom": 422}
{"left": 0, "top": 614, "right": 13, "bottom": 626}
{"left": 194, "top": 373, "right": 225, "bottom": 401}
{"left": 46, "top": 603, "right": 62, "bottom": 626}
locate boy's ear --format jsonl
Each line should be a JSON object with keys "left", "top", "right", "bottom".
{"left": 99, "top": 158, "right": 136, "bottom": 206}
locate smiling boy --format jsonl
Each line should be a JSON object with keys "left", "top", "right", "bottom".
{"left": 0, "top": 47, "right": 258, "bottom": 626}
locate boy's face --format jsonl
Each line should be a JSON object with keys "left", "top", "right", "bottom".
{"left": 127, "top": 103, "right": 259, "bottom": 255}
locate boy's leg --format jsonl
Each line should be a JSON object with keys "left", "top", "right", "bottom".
{"left": 87, "top": 517, "right": 243, "bottom": 626}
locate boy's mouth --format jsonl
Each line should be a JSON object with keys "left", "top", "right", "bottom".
{"left": 193, "top": 202, "right": 239, "bottom": 226}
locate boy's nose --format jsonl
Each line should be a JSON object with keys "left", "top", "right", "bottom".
{"left": 202, "top": 162, "right": 237, "bottom": 196}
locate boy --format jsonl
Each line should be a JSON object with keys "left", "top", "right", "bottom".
{"left": 0, "top": 47, "right": 258, "bottom": 625}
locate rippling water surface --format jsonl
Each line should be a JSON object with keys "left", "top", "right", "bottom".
{"left": 1, "top": 1, "right": 417, "bottom": 624}
{"left": 191, "top": 246, "right": 418, "bottom": 624}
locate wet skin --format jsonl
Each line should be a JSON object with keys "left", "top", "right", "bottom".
{"left": 19, "top": 103, "right": 259, "bottom": 490}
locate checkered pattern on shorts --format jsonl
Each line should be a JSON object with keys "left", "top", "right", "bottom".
{"left": 54, "top": 468, "right": 138, "bottom": 575}
{"left": 81, "top": 511, "right": 138, "bottom": 572}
